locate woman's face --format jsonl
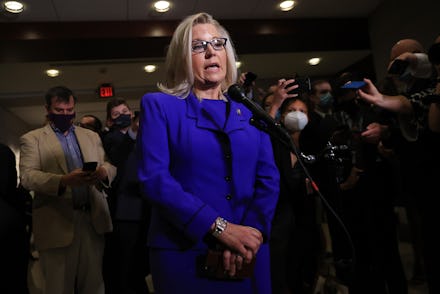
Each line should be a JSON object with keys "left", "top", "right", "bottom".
{"left": 263, "top": 94, "right": 274, "bottom": 112}
{"left": 191, "top": 23, "right": 227, "bottom": 90}
{"left": 280, "top": 99, "right": 308, "bottom": 122}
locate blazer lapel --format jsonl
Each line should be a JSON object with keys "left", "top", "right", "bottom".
{"left": 223, "top": 100, "right": 247, "bottom": 134}
{"left": 186, "top": 93, "right": 220, "bottom": 131}
{"left": 186, "top": 93, "right": 248, "bottom": 133}
{"left": 43, "top": 124, "right": 68, "bottom": 174}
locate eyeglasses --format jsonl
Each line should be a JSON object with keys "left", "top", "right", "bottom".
{"left": 191, "top": 38, "right": 228, "bottom": 53}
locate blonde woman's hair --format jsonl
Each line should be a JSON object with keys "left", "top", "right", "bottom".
{"left": 157, "top": 12, "right": 238, "bottom": 98}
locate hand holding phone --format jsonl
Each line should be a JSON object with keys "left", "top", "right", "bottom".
{"left": 341, "top": 81, "right": 367, "bottom": 89}
{"left": 287, "top": 76, "right": 311, "bottom": 95}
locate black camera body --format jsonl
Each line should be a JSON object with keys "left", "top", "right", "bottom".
{"left": 243, "top": 72, "right": 258, "bottom": 87}
{"left": 428, "top": 42, "right": 440, "bottom": 65}
{"left": 388, "top": 59, "right": 409, "bottom": 75}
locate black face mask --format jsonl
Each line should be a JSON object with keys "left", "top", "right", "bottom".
{"left": 47, "top": 112, "right": 75, "bottom": 133}
{"left": 428, "top": 43, "right": 440, "bottom": 65}
{"left": 112, "top": 114, "right": 132, "bottom": 129}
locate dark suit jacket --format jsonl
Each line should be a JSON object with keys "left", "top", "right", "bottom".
{"left": 103, "top": 130, "right": 148, "bottom": 221}
{"left": 0, "top": 143, "right": 17, "bottom": 205}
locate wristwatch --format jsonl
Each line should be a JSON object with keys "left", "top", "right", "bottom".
{"left": 212, "top": 217, "right": 228, "bottom": 237}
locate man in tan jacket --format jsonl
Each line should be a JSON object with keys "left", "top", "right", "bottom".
{"left": 19, "top": 86, "right": 116, "bottom": 294}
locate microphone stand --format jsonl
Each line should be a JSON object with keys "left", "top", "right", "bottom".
{"left": 250, "top": 114, "right": 356, "bottom": 275}
{"left": 249, "top": 116, "right": 318, "bottom": 184}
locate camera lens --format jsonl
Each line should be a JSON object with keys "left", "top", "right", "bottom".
{"left": 428, "top": 43, "right": 440, "bottom": 65}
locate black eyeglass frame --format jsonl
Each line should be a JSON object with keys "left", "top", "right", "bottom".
{"left": 191, "top": 38, "right": 228, "bottom": 53}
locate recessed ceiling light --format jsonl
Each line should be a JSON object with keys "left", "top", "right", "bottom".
{"left": 4, "top": 1, "right": 24, "bottom": 13}
{"left": 279, "top": 1, "right": 295, "bottom": 12}
{"left": 308, "top": 57, "right": 321, "bottom": 66}
{"left": 46, "top": 69, "right": 60, "bottom": 77}
{"left": 235, "top": 61, "right": 242, "bottom": 68}
{"left": 144, "top": 65, "right": 157, "bottom": 73}
{"left": 153, "top": 1, "right": 170, "bottom": 13}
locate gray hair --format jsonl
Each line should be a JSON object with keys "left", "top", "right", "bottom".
{"left": 157, "top": 12, "right": 238, "bottom": 99}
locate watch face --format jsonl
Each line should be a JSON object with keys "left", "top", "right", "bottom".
{"left": 213, "top": 217, "right": 227, "bottom": 237}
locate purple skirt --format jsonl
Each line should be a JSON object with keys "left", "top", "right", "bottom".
{"left": 149, "top": 244, "right": 272, "bottom": 294}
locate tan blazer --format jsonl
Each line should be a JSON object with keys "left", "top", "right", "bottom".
{"left": 19, "top": 124, "right": 116, "bottom": 250}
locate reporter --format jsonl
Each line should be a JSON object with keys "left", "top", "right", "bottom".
{"left": 137, "top": 12, "right": 279, "bottom": 293}
{"left": 359, "top": 36, "right": 440, "bottom": 293}
{"left": 268, "top": 97, "right": 321, "bottom": 293}
{"left": 359, "top": 77, "right": 439, "bottom": 133}
{"left": 359, "top": 37, "right": 440, "bottom": 134}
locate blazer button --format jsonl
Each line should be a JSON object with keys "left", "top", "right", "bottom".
{"left": 225, "top": 153, "right": 231, "bottom": 159}
{"left": 225, "top": 176, "right": 231, "bottom": 181}
{"left": 226, "top": 194, "right": 232, "bottom": 200}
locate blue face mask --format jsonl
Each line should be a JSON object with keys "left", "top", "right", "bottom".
{"left": 319, "top": 92, "right": 334, "bottom": 108}
{"left": 112, "top": 113, "right": 132, "bottom": 129}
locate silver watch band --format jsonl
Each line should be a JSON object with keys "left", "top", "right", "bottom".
{"left": 212, "top": 217, "right": 228, "bottom": 237}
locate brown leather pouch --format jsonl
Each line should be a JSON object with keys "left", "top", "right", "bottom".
{"left": 200, "top": 250, "right": 256, "bottom": 280}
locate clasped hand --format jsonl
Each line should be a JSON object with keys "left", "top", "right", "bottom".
{"left": 214, "top": 222, "right": 263, "bottom": 277}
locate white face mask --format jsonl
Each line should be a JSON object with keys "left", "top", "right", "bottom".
{"left": 283, "top": 111, "right": 308, "bottom": 132}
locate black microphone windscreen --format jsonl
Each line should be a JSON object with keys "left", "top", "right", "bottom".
{"left": 227, "top": 84, "right": 245, "bottom": 102}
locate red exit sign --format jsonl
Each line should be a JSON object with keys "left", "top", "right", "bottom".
{"left": 98, "top": 84, "right": 114, "bottom": 98}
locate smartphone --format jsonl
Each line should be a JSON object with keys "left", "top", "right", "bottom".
{"left": 287, "top": 76, "right": 311, "bottom": 95}
{"left": 243, "top": 72, "right": 258, "bottom": 87}
{"left": 388, "top": 59, "right": 409, "bottom": 75}
{"left": 82, "top": 161, "right": 97, "bottom": 172}
{"left": 341, "top": 81, "right": 366, "bottom": 89}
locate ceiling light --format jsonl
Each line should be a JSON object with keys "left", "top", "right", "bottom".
{"left": 235, "top": 61, "right": 242, "bottom": 68}
{"left": 144, "top": 65, "right": 157, "bottom": 73}
{"left": 153, "top": 1, "right": 170, "bottom": 13}
{"left": 308, "top": 57, "right": 321, "bottom": 66}
{"left": 279, "top": 1, "right": 295, "bottom": 12}
{"left": 4, "top": 1, "right": 24, "bottom": 13}
{"left": 46, "top": 69, "right": 60, "bottom": 77}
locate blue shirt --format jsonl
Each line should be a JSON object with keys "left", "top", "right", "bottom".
{"left": 53, "top": 124, "right": 89, "bottom": 206}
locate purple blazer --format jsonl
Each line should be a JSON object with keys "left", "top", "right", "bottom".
{"left": 137, "top": 91, "right": 279, "bottom": 250}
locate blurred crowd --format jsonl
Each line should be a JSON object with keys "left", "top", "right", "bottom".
{"left": 1, "top": 34, "right": 440, "bottom": 294}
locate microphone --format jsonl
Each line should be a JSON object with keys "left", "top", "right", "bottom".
{"left": 227, "top": 84, "right": 279, "bottom": 129}
{"left": 228, "top": 83, "right": 313, "bottom": 176}
{"left": 228, "top": 84, "right": 293, "bottom": 149}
